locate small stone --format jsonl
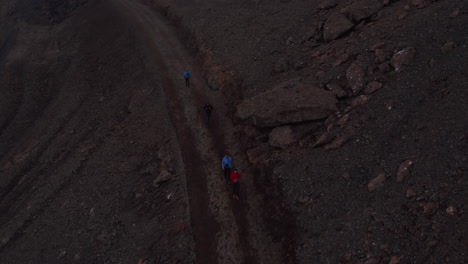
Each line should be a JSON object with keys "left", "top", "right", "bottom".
{"left": 334, "top": 53, "right": 349, "bottom": 66}
{"left": 446, "top": 205, "right": 457, "bottom": 216}
{"left": 364, "top": 81, "right": 383, "bottom": 94}
{"left": 324, "top": 136, "right": 348, "bottom": 150}
{"left": 351, "top": 95, "right": 371, "bottom": 108}
{"left": 449, "top": 8, "right": 460, "bottom": 18}
{"left": 411, "top": 0, "right": 426, "bottom": 8}
{"left": 294, "top": 61, "right": 307, "bottom": 71}
{"left": 439, "top": 182, "right": 449, "bottom": 188}
{"left": 368, "top": 173, "right": 386, "bottom": 192}
{"left": 422, "top": 202, "right": 438, "bottom": 216}
{"left": 388, "top": 256, "right": 402, "bottom": 264}
{"left": 379, "top": 62, "right": 391, "bottom": 73}
{"left": 406, "top": 189, "right": 416, "bottom": 198}
{"left": 304, "top": 40, "right": 319, "bottom": 48}
{"left": 370, "top": 42, "right": 385, "bottom": 51}
{"left": 342, "top": 171, "right": 351, "bottom": 180}
{"left": 286, "top": 37, "right": 294, "bottom": 46}
{"left": 172, "top": 220, "right": 185, "bottom": 233}
{"left": 314, "top": 133, "right": 333, "bottom": 147}
{"left": 374, "top": 49, "right": 386, "bottom": 63}
{"left": 396, "top": 159, "right": 414, "bottom": 182}
{"left": 274, "top": 57, "right": 289, "bottom": 72}
{"left": 346, "top": 61, "right": 366, "bottom": 95}
{"left": 318, "top": 0, "right": 337, "bottom": 10}
{"left": 327, "top": 83, "right": 347, "bottom": 98}
{"left": 391, "top": 46, "right": 416, "bottom": 72}
{"left": 336, "top": 114, "right": 350, "bottom": 126}
{"left": 153, "top": 170, "right": 174, "bottom": 188}
{"left": 440, "top": 41, "right": 454, "bottom": 54}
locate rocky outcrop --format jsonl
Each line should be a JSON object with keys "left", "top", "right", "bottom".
{"left": 323, "top": 13, "right": 355, "bottom": 41}
{"left": 344, "top": 0, "right": 383, "bottom": 23}
{"left": 237, "top": 80, "right": 338, "bottom": 127}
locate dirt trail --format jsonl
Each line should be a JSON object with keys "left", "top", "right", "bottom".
{"left": 108, "top": 0, "right": 267, "bottom": 263}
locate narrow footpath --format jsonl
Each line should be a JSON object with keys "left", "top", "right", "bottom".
{"left": 108, "top": 0, "right": 290, "bottom": 263}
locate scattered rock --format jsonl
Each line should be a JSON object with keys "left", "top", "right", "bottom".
{"left": 318, "top": 0, "right": 337, "bottom": 10}
{"left": 449, "top": 8, "right": 460, "bottom": 18}
{"left": 294, "top": 61, "right": 307, "bottom": 71}
{"left": 422, "top": 202, "right": 438, "bottom": 216}
{"left": 327, "top": 83, "right": 348, "bottom": 98}
{"left": 286, "top": 36, "right": 294, "bottom": 46}
{"left": 344, "top": 0, "right": 383, "bottom": 23}
{"left": 153, "top": 170, "right": 173, "bottom": 188}
{"left": 314, "top": 133, "right": 334, "bottom": 147}
{"left": 346, "top": 61, "right": 366, "bottom": 95}
{"left": 396, "top": 159, "right": 414, "bottom": 182}
{"left": 334, "top": 53, "right": 350, "bottom": 65}
{"left": 336, "top": 113, "right": 350, "bottom": 126}
{"left": 364, "top": 81, "right": 382, "bottom": 94}
{"left": 172, "top": 220, "right": 185, "bottom": 233}
{"left": 388, "top": 256, "right": 402, "bottom": 264}
{"left": 274, "top": 57, "right": 289, "bottom": 72}
{"left": 440, "top": 41, "right": 454, "bottom": 54}
{"left": 324, "top": 136, "right": 348, "bottom": 150}
{"left": 301, "top": 29, "right": 317, "bottom": 43}
{"left": 379, "top": 62, "right": 391, "bottom": 73}
{"left": 398, "top": 12, "right": 408, "bottom": 20}
{"left": 411, "top": 0, "right": 427, "bottom": 8}
{"left": 439, "top": 182, "right": 449, "bottom": 188}
{"left": 370, "top": 41, "right": 385, "bottom": 51}
{"left": 368, "top": 173, "right": 386, "bottom": 192}
{"left": 269, "top": 126, "right": 296, "bottom": 149}
{"left": 303, "top": 40, "right": 319, "bottom": 48}
{"left": 351, "top": 95, "right": 371, "bottom": 108}
{"left": 446, "top": 205, "right": 457, "bottom": 216}
{"left": 323, "top": 13, "right": 355, "bottom": 41}
{"left": 237, "top": 80, "right": 338, "bottom": 127}
{"left": 342, "top": 171, "right": 351, "bottom": 180}
{"left": 406, "top": 189, "right": 416, "bottom": 198}
{"left": 374, "top": 49, "right": 386, "bottom": 63}
{"left": 391, "top": 46, "right": 416, "bottom": 72}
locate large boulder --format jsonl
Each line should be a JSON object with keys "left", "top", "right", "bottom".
{"left": 269, "top": 126, "right": 296, "bottom": 149}
{"left": 323, "top": 13, "right": 355, "bottom": 41}
{"left": 237, "top": 80, "right": 338, "bottom": 127}
{"left": 344, "top": 0, "right": 383, "bottom": 23}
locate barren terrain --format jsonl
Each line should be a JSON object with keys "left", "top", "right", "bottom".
{"left": 0, "top": 0, "right": 467, "bottom": 263}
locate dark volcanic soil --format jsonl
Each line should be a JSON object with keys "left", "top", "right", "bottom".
{"left": 1, "top": 0, "right": 467, "bottom": 263}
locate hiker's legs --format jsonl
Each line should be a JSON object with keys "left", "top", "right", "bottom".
{"left": 185, "top": 77, "right": 190, "bottom": 87}
{"left": 207, "top": 111, "right": 211, "bottom": 123}
{"left": 233, "top": 183, "right": 240, "bottom": 196}
{"left": 224, "top": 167, "right": 231, "bottom": 181}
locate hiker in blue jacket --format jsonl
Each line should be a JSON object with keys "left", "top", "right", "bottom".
{"left": 221, "top": 153, "right": 233, "bottom": 182}
{"left": 183, "top": 70, "right": 191, "bottom": 87}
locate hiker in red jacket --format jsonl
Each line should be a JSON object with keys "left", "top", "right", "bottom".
{"left": 230, "top": 169, "right": 242, "bottom": 200}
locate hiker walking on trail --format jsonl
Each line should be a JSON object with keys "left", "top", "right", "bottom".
{"left": 222, "top": 153, "right": 233, "bottom": 182}
{"left": 204, "top": 103, "right": 213, "bottom": 126}
{"left": 183, "top": 70, "right": 191, "bottom": 87}
{"left": 230, "top": 168, "right": 242, "bottom": 200}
